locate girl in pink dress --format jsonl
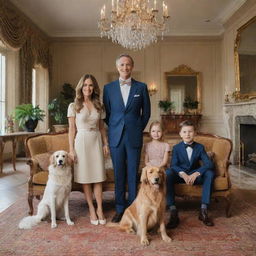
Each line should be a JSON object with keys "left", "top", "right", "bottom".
{"left": 144, "top": 121, "right": 170, "bottom": 168}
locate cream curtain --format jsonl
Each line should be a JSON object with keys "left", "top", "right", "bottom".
{"left": 0, "top": 0, "right": 50, "bottom": 103}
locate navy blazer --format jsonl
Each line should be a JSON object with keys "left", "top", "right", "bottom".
{"left": 103, "top": 78, "right": 151, "bottom": 148}
{"left": 171, "top": 141, "right": 214, "bottom": 175}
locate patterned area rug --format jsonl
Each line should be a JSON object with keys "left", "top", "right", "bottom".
{"left": 0, "top": 190, "right": 256, "bottom": 256}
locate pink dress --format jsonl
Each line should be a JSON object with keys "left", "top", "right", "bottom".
{"left": 144, "top": 141, "right": 170, "bottom": 167}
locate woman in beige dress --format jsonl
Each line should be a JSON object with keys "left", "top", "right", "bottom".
{"left": 68, "top": 74, "right": 109, "bottom": 225}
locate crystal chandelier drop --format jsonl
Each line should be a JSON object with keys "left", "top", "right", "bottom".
{"left": 98, "top": 0, "right": 170, "bottom": 51}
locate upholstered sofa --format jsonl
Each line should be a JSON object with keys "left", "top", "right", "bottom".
{"left": 25, "top": 132, "right": 232, "bottom": 217}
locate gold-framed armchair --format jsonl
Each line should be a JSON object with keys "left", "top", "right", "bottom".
{"left": 25, "top": 132, "right": 82, "bottom": 215}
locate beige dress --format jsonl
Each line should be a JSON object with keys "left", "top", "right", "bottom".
{"left": 67, "top": 103, "right": 106, "bottom": 184}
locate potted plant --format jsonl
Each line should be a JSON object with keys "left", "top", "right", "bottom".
{"left": 158, "top": 100, "right": 174, "bottom": 114}
{"left": 183, "top": 96, "right": 199, "bottom": 114}
{"left": 48, "top": 83, "right": 75, "bottom": 132}
{"left": 14, "top": 104, "right": 45, "bottom": 132}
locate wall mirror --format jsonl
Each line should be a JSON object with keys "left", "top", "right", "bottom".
{"left": 235, "top": 16, "right": 256, "bottom": 99}
{"left": 164, "top": 64, "right": 201, "bottom": 114}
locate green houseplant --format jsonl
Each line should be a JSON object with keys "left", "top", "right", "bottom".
{"left": 48, "top": 83, "right": 75, "bottom": 131}
{"left": 158, "top": 100, "right": 174, "bottom": 114}
{"left": 14, "top": 104, "right": 45, "bottom": 132}
{"left": 183, "top": 96, "right": 199, "bottom": 114}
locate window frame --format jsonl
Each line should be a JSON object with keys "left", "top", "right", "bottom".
{"left": 0, "top": 50, "right": 7, "bottom": 133}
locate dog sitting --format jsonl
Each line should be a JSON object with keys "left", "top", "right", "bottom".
{"left": 19, "top": 150, "right": 74, "bottom": 229}
{"left": 107, "top": 166, "right": 172, "bottom": 246}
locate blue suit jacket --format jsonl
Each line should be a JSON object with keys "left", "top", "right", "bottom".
{"left": 103, "top": 78, "right": 151, "bottom": 148}
{"left": 171, "top": 141, "right": 214, "bottom": 175}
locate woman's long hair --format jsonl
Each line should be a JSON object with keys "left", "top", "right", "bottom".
{"left": 74, "top": 74, "right": 102, "bottom": 113}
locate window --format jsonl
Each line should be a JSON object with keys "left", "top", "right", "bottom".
{"left": 0, "top": 52, "right": 6, "bottom": 133}
{"left": 32, "top": 68, "right": 36, "bottom": 106}
{"left": 31, "top": 65, "right": 49, "bottom": 132}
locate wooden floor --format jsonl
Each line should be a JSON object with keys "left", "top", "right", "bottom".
{"left": 0, "top": 158, "right": 256, "bottom": 213}
{"left": 0, "top": 159, "right": 29, "bottom": 212}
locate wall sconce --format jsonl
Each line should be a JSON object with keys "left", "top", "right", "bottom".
{"left": 148, "top": 83, "right": 157, "bottom": 96}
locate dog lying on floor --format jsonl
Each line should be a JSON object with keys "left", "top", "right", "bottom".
{"left": 107, "top": 166, "right": 172, "bottom": 245}
{"left": 19, "top": 150, "right": 74, "bottom": 229}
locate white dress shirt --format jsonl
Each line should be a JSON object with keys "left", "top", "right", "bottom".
{"left": 179, "top": 142, "right": 193, "bottom": 177}
{"left": 186, "top": 145, "right": 193, "bottom": 161}
{"left": 119, "top": 77, "right": 131, "bottom": 106}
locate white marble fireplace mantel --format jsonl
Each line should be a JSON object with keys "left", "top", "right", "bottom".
{"left": 223, "top": 100, "right": 256, "bottom": 164}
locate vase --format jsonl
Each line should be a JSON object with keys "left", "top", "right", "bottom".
{"left": 24, "top": 119, "right": 38, "bottom": 132}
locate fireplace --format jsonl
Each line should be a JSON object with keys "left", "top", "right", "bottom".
{"left": 223, "top": 100, "right": 256, "bottom": 165}
{"left": 240, "top": 123, "right": 256, "bottom": 169}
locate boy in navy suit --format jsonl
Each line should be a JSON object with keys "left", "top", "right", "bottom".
{"left": 166, "top": 120, "right": 214, "bottom": 228}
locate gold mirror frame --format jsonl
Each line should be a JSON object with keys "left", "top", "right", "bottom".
{"left": 164, "top": 64, "right": 202, "bottom": 113}
{"left": 234, "top": 16, "right": 256, "bottom": 100}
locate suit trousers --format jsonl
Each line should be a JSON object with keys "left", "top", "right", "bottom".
{"left": 166, "top": 168, "right": 214, "bottom": 206}
{"left": 110, "top": 129, "right": 141, "bottom": 213}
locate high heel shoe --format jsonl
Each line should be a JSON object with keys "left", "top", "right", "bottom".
{"left": 96, "top": 209, "right": 106, "bottom": 225}
{"left": 90, "top": 219, "right": 99, "bottom": 225}
{"left": 98, "top": 219, "right": 106, "bottom": 225}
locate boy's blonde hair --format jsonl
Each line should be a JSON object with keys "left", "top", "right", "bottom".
{"left": 149, "top": 121, "right": 164, "bottom": 141}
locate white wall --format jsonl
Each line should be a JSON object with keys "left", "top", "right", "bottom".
{"left": 158, "top": 38, "right": 223, "bottom": 135}
{"left": 50, "top": 36, "right": 224, "bottom": 136}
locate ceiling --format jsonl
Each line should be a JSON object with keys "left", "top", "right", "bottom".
{"left": 10, "top": 0, "right": 247, "bottom": 37}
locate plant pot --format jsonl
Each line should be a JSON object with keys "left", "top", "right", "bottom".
{"left": 184, "top": 108, "right": 197, "bottom": 115}
{"left": 24, "top": 119, "right": 38, "bottom": 132}
{"left": 53, "top": 124, "right": 69, "bottom": 133}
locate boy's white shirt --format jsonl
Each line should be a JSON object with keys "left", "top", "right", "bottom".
{"left": 179, "top": 142, "right": 193, "bottom": 177}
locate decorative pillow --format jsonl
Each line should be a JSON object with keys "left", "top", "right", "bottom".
{"left": 33, "top": 152, "right": 54, "bottom": 171}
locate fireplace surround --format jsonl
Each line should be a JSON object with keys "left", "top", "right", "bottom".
{"left": 223, "top": 100, "right": 256, "bottom": 165}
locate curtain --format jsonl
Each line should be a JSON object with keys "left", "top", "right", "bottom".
{"left": 0, "top": 0, "right": 50, "bottom": 103}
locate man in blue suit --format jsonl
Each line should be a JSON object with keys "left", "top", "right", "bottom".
{"left": 103, "top": 54, "right": 151, "bottom": 222}
{"left": 166, "top": 120, "right": 214, "bottom": 228}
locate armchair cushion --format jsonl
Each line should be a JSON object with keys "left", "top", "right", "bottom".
{"left": 174, "top": 176, "right": 229, "bottom": 196}
{"left": 33, "top": 152, "right": 53, "bottom": 171}
{"left": 32, "top": 171, "right": 48, "bottom": 185}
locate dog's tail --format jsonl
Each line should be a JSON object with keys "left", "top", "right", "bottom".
{"left": 18, "top": 216, "right": 41, "bottom": 229}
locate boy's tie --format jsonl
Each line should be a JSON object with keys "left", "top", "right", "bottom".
{"left": 184, "top": 142, "right": 195, "bottom": 149}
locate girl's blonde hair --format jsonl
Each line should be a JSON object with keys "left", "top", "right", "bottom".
{"left": 74, "top": 74, "right": 103, "bottom": 113}
{"left": 149, "top": 121, "right": 164, "bottom": 141}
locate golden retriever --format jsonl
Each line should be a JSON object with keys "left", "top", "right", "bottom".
{"left": 19, "top": 150, "right": 74, "bottom": 229}
{"left": 107, "top": 166, "right": 172, "bottom": 246}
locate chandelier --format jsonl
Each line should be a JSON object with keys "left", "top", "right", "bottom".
{"left": 98, "top": 0, "right": 170, "bottom": 50}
